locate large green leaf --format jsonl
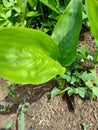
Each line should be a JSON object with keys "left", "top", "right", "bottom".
{"left": 52, "top": 0, "right": 82, "bottom": 66}
{"left": 86, "top": 0, "right": 98, "bottom": 47}
{"left": 0, "top": 27, "right": 65, "bottom": 84}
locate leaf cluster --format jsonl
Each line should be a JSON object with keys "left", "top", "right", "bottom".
{"left": 51, "top": 45, "right": 98, "bottom": 99}
{"left": 0, "top": 0, "right": 82, "bottom": 84}
{"left": 0, "top": 0, "right": 71, "bottom": 33}
{"left": 0, "top": 0, "right": 98, "bottom": 100}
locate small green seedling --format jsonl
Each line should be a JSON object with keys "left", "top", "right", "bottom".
{"left": 82, "top": 123, "right": 89, "bottom": 130}
{"left": 17, "top": 98, "right": 27, "bottom": 130}
{"left": 51, "top": 43, "right": 98, "bottom": 99}
{"left": 4, "top": 121, "right": 13, "bottom": 130}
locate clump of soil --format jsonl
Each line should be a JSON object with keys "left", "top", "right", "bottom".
{"left": 79, "top": 27, "right": 96, "bottom": 53}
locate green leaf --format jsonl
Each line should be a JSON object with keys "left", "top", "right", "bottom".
{"left": 92, "top": 87, "right": 98, "bottom": 97}
{"left": 4, "top": 121, "right": 13, "bottom": 129}
{"left": 17, "top": 0, "right": 27, "bottom": 15}
{"left": 40, "top": 0, "right": 59, "bottom": 13}
{"left": 79, "top": 45, "right": 88, "bottom": 58}
{"left": 86, "top": 80, "right": 94, "bottom": 88}
{"left": 59, "top": 0, "right": 70, "bottom": 13}
{"left": 87, "top": 55, "right": 94, "bottom": 61}
{"left": 52, "top": 0, "right": 82, "bottom": 66}
{"left": 0, "top": 27, "right": 65, "bottom": 84}
{"left": 2, "top": 0, "right": 11, "bottom": 8}
{"left": 82, "top": 123, "right": 89, "bottom": 130}
{"left": 28, "top": 0, "right": 38, "bottom": 8}
{"left": 90, "top": 69, "right": 97, "bottom": 78}
{"left": 51, "top": 86, "right": 69, "bottom": 98}
{"left": 26, "top": 11, "right": 38, "bottom": 17}
{"left": 16, "top": 0, "right": 23, "bottom": 12}
{"left": 75, "top": 87, "right": 87, "bottom": 98}
{"left": 80, "top": 71, "right": 94, "bottom": 82}
{"left": 67, "top": 88, "right": 74, "bottom": 96}
{"left": 51, "top": 87, "right": 61, "bottom": 98}
{"left": 6, "top": 10, "right": 11, "bottom": 18}
{"left": 21, "top": 111, "right": 25, "bottom": 130}
{"left": 86, "top": 0, "right": 98, "bottom": 47}
{"left": 60, "top": 74, "right": 71, "bottom": 82}
{"left": 20, "top": 105, "right": 25, "bottom": 130}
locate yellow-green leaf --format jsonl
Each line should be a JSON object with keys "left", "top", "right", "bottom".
{"left": 52, "top": 0, "right": 82, "bottom": 66}
{"left": 0, "top": 27, "right": 65, "bottom": 84}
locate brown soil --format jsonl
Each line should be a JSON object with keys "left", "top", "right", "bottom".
{"left": 0, "top": 28, "right": 98, "bottom": 130}
{"left": 79, "top": 27, "right": 96, "bottom": 53}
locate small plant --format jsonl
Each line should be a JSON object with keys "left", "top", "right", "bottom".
{"left": 82, "top": 123, "right": 89, "bottom": 130}
{"left": 0, "top": 0, "right": 98, "bottom": 100}
{"left": 51, "top": 0, "right": 98, "bottom": 99}
{"left": 18, "top": 102, "right": 25, "bottom": 130}
{"left": 51, "top": 43, "right": 98, "bottom": 99}
{"left": 4, "top": 121, "right": 13, "bottom": 130}
{"left": 0, "top": 104, "right": 11, "bottom": 113}
{"left": 0, "top": 0, "right": 82, "bottom": 85}
{"left": 16, "top": 98, "right": 28, "bottom": 130}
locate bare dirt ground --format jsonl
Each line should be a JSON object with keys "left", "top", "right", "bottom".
{"left": 0, "top": 28, "right": 98, "bottom": 130}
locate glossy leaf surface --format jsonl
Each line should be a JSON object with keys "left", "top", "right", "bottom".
{"left": 86, "top": 0, "right": 98, "bottom": 47}
{"left": 0, "top": 28, "right": 65, "bottom": 84}
{"left": 52, "top": 0, "right": 82, "bottom": 66}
